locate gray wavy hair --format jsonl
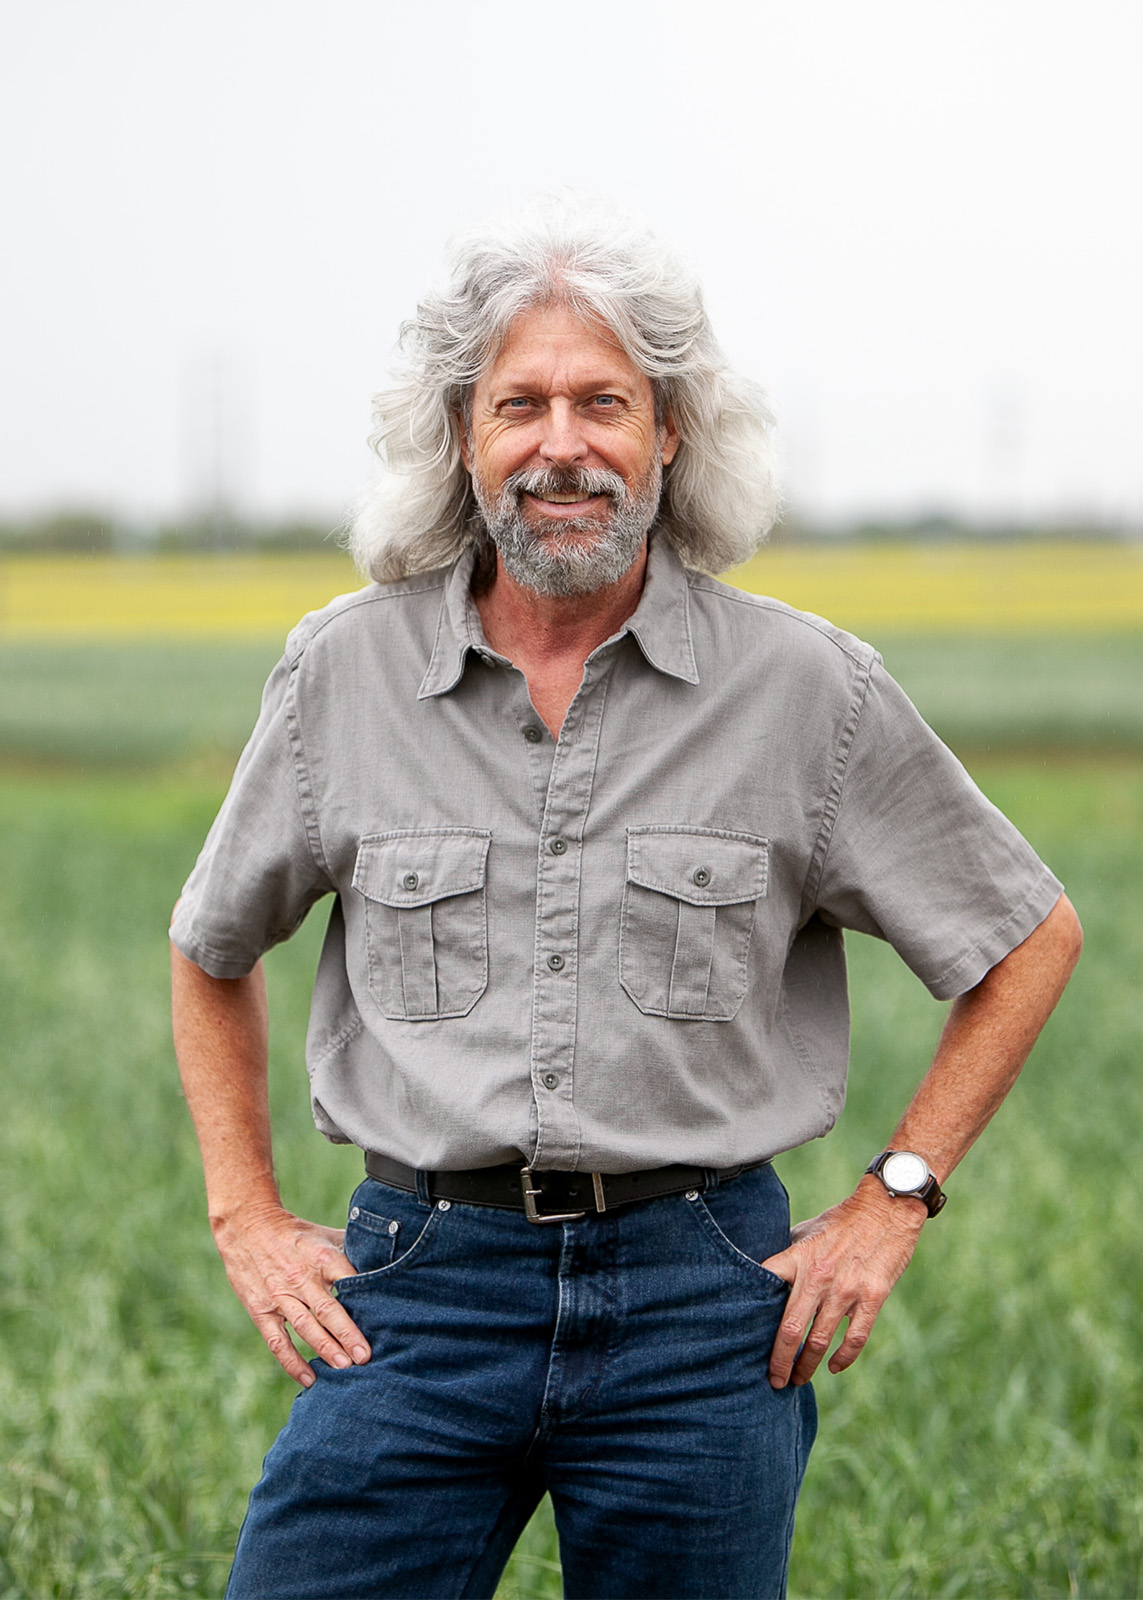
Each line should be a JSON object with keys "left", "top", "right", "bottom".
{"left": 347, "top": 199, "right": 780, "bottom": 582}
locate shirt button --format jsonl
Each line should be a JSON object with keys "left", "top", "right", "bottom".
{"left": 524, "top": 726, "right": 542, "bottom": 743}
{"left": 547, "top": 953, "right": 565, "bottom": 971}
{"left": 402, "top": 871, "right": 419, "bottom": 891}
{"left": 549, "top": 838, "right": 568, "bottom": 856}
{"left": 543, "top": 1072, "right": 559, "bottom": 1089}
{"left": 692, "top": 866, "right": 711, "bottom": 887}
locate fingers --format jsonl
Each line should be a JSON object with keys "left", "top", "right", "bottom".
{"left": 826, "top": 1307, "right": 877, "bottom": 1376}
{"left": 769, "top": 1285, "right": 858, "bottom": 1389}
{"left": 759, "top": 1245, "right": 795, "bottom": 1285}
{"left": 767, "top": 1287, "right": 821, "bottom": 1390}
{"left": 762, "top": 1190, "right": 924, "bottom": 1389}
{"left": 218, "top": 1211, "right": 373, "bottom": 1386}
{"left": 250, "top": 1309, "right": 319, "bottom": 1387}
{"left": 248, "top": 1287, "right": 372, "bottom": 1385}
{"left": 291, "top": 1288, "right": 371, "bottom": 1368}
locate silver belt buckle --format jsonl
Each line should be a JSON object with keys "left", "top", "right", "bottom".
{"left": 519, "top": 1165, "right": 589, "bottom": 1224}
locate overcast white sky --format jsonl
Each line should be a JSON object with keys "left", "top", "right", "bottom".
{"left": 2, "top": 0, "right": 1140, "bottom": 527}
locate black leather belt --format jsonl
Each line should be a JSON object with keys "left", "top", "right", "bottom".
{"left": 363, "top": 1151, "right": 767, "bottom": 1224}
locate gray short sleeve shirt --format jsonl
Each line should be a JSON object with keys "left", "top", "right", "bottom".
{"left": 170, "top": 538, "right": 1062, "bottom": 1172}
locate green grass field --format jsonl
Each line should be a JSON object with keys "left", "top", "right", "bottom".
{"left": 1, "top": 635, "right": 1140, "bottom": 1597}
{"left": 3, "top": 631, "right": 1142, "bottom": 772}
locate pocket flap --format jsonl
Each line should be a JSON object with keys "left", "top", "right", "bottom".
{"left": 353, "top": 830, "right": 491, "bottom": 908}
{"left": 626, "top": 827, "right": 769, "bottom": 907}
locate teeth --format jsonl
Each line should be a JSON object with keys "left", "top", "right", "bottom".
{"left": 536, "top": 493, "right": 590, "bottom": 504}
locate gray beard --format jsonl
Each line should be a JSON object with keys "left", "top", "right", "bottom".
{"left": 471, "top": 463, "right": 663, "bottom": 597}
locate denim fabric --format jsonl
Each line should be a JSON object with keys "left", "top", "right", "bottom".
{"left": 226, "top": 1164, "right": 817, "bottom": 1600}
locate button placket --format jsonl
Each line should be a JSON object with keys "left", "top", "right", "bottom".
{"left": 529, "top": 658, "right": 614, "bottom": 1166}
{"left": 515, "top": 695, "right": 557, "bottom": 821}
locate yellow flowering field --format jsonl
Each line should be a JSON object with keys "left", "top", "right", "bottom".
{"left": 0, "top": 555, "right": 359, "bottom": 639}
{"left": 2, "top": 541, "right": 1141, "bottom": 638}
{"left": 730, "top": 539, "right": 1143, "bottom": 631}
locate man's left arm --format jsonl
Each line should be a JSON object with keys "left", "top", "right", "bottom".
{"left": 762, "top": 891, "right": 1083, "bottom": 1390}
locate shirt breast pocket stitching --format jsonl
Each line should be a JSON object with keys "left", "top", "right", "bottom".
{"left": 619, "top": 827, "right": 769, "bottom": 1023}
{"left": 353, "top": 830, "right": 491, "bottom": 1022}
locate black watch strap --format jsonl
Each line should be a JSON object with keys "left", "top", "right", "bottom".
{"left": 866, "top": 1150, "right": 947, "bottom": 1217}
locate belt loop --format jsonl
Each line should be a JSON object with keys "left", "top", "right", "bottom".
{"left": 702, "top": 1167, "right": 720, "bottom": 1193}
{"left": 415, "top": 1169, "right": 433, "bottom": 1207}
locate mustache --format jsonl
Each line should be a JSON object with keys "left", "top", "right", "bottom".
{"left": 502, "top": 466, "right": 629, "bottom": 503}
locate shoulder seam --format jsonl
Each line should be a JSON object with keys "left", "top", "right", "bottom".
{"left": 684, "top": 574, "right": 876, "bottom": 670}
{"left": 285, "top": 577, "right": 447, "bottom": 666}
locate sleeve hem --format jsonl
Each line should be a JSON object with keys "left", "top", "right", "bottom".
{"left": 921, "top": 872, "right": 1065, "bottom": 1001}
{"left": 168, "top": 924, "right": 261, "bottom": 981}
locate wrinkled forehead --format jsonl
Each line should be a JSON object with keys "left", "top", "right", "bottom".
{"left": 469, "top": 298, "right": 664, "bottom": 419}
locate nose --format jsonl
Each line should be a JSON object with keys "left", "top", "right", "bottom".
{"left": 537, "top": 399, "right": 590, "bottom": 468}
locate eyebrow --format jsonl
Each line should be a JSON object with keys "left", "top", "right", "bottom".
{"left": 486, "top": 370, "right": 645, "bottom": 398}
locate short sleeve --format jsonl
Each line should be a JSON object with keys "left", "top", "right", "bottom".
{"left": 812, "top": 660, "right": 1063, "bottom": 1000}
{"left": 169, "top": 653, "right": 333, "bottom": 978}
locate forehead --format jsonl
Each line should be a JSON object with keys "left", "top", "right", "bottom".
{"left": 478, "top": 302, "right": 650, "bottom": 395}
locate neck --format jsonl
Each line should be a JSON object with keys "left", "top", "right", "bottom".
{"left": 473, "top": 543, "right": 648, "bottom": 737}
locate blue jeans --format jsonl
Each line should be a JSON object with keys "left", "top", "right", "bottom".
{"left": 226, "top": 1163, "right": 816, "bottom": 1599}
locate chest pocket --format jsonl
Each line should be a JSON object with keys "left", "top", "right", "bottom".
{"left": 620, "top": 827, "right": 769, "bottom": 1021}
{"left": 353, "top": 829, "right": 491, "bottom": 1021}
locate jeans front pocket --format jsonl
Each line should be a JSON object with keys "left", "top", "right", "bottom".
{"left": 687, "top": 1166, "right": 794, "bottom": 1296}
{"left": 334, "top": 1181, "right": 445, "bottom": 1293}
{"left": 353, "top": 829, "right": 491, "bottom": 1021}
{"left": 342, "top": 1203, "right": 403, "bottom": 1273}
{"left": 620, "top": 826, "right": 769, "bottom": 1020}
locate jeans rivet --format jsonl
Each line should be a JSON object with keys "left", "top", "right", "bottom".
{"left": 349, "top": 1207, "right": 360, "bottom": 1219}
{"left": 685, "top": 1190, "right": 699, "bottom": 1201}
{"left": 387, "top": 1220, "right": 399, "bottom": 1234}
{"left": 437, "top": 1199, "right": 451, "bottom": 1211}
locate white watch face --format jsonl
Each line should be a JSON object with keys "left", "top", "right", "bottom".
{"left": 882, "top": 1151, "right": 929, "bottom": 1193}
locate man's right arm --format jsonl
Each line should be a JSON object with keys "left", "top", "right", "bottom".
{"left": 170, "top": 941, "right": 371, "bottom": 1387}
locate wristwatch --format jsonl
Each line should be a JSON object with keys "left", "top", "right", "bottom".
{"left": 865, "top": 1150, "right": 947, "bottom": 1217}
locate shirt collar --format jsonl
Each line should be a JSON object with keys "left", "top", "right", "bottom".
{"left": 417, "top": 533, "right": 699, "bottom": 700}
{"left": 622, "top": 535, "right": 700, "bottom": 684}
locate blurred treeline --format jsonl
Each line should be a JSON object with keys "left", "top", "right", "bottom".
{"left": 2, "top": 506, "right": 1140, "bottom": 554}
{"left": 0, "top": 510, "right": 345, "bottom": 555}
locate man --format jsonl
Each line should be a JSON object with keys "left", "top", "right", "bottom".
{"left": 170, "top": 202, "right": 1081, "bottom": 1600}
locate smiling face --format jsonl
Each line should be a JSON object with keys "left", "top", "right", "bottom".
{"left": 460, "top": 302, "right": 679, "bottom": 596}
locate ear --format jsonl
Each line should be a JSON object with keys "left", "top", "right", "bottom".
{"left": 456, "top": 412, "right": 472, "bottom": 472}
{"left": 659, "top": 412, "right": 681, "bottom": 467}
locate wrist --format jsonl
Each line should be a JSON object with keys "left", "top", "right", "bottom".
{"left": 855, "top": 1174, "right": 929, "bottom": 1229}
{"left": 207, "top": 1176, "right": 283, "bottom": 1239}
{"left": 865, "top": 1148, "right": 947, "bottom": 1217}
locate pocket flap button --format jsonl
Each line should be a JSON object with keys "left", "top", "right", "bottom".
{"left": 402, "top": 871, "right": 419, "bottom": 891}
{"left": 692, "top": 866, "right": 711, "bottom": 887}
